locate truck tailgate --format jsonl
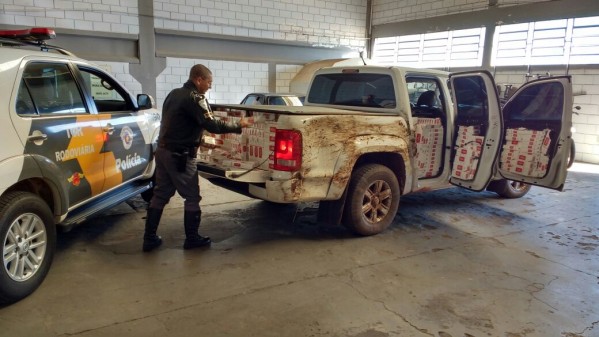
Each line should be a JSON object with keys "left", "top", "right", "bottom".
{"left": 197, "top": 106, "right": 278, "bottom": 183}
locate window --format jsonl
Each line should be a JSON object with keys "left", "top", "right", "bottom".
{"left": 406, "top": 77, "right": 444, "bottom": 118}
{"left": 308, "top": 73, "right": 396, "bottom": 109}
{"left": 269, "top": 96, "right": 287, "bottom": 105}
{"left": 453, "top": 76, "right": 489, "bottom": 120}
{"left": 15, "top": 79, "right": 36, "bottom": 115}
{"left": 373, "top": 27, "right": 486, "bottom": 68}
{"left": 19, "top": 62, "right": 86, "bottom": 115}
{"left": 242, "top": 95, "right": 262, "bottom": 105}
{"left": 78, "top": 66, "right": 131, "bottom": 112}
{"left": 491, "top": 16, "right": 599, "bottom": 66}
{"left": 505, "top": 82, "right": 564, "bottom": 121}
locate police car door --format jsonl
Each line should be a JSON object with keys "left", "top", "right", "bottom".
{"left": 448, "top": 71, "right": 571, "bottom": 191}
{"left": 75, "top": 65, "right": 151, "bottom": 192}
{"left": 13, "top": 60, "right": 105, "bottom": 205}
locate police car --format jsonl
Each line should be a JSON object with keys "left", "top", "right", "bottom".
{"left": 0, "top": 28, "right": 161, "bottom": 304}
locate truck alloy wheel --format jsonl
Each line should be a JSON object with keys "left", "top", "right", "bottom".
{"left": 0, "top": 192, "right": 56, "bottom": 304}
{"left": 344, "top": 164, "right": 400, "bottom": 236}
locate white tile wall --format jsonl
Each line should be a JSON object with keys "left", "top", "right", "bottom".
{"left": 373, "top": 0, "right": 486, "bottom": 25}
{"left": 276, "top": 64, "right": 303, "bottom": 94}
{"left": 495, "top": 69, "right": 599, "bottom": 164}
{"left": 372, "top": 0, "right": 549, "bottom": 25}
{"left": 156, "top": 57, "right": 270, "bottom": 108}
{"left": 0, "top": 0, "right": 139, "bottom": 34}
{"left": 153, "top": 0, "right": 367, "bottom": 50}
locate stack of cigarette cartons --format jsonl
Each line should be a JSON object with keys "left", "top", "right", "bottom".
{"left": 198, "top": 107, "right": 249, "bottom": 168}
{"left": 244, "top": 112, "right": 276, "bottom": 170}
{"left": 451, "top": 125, "right": 484, "bottom": 180}
{"left": 198, "top": 108, "right": 280, "bottom": 171}
{"left": 414, "top": 117, "right": 444, "bottom": 178}
{"left": 500, "top": 128, "right": 551, "bottom": 177}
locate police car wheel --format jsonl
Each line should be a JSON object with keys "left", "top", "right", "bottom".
{"left": 0, "top": 191, "right": 56, "bottom": 304}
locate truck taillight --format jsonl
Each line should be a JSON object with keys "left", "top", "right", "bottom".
{"left": 271, "top": 129, "right": 302, "bottom": 171}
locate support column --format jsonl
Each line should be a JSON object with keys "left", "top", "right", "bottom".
{"left": 130, "top": 0, "right": 166, "bottom": 100}
{"left": 482, "top": 24, "right": 496, "bottom": 72}
{"left": 268, "top": 62, "right": 277, "bottom": 93}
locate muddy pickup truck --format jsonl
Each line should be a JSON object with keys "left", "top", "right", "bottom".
{"left": 197, "top": 65, "right": 572, "bottom": 235}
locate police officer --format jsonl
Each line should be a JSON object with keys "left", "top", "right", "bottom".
{"left": 143, "top": 64, "right": 250, "bottom": 252}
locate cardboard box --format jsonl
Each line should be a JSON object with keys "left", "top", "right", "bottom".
{"left": 451, "top": 128, "right": 483, "bottom": 181}
{"left": 501, "top": 127, "right": 551, "bottom": 177}
{"left": 415, "top": 118, "right": 444, "bottom": 178}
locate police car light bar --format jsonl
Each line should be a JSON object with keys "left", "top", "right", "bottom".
{"left": 0, "top": 27, "right": 56, "bottom": 42}
{"left": 0, "top": 27, "right": 75, "bottom": 56}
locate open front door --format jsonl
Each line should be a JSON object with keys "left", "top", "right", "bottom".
{"left": 449, "top": 71, "right": 572, "bottom": 192}
{"left": 449, "top": 71, "right": 502, "bottom": 191}
{"left": 496, "top": 76, "right": 572, "bottom": 190}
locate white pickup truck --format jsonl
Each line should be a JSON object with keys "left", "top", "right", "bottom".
{"left": 197, "top": 65, "right": 572, "bottom": 235}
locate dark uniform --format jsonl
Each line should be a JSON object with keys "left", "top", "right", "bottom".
{"left": 143, "top": 80, "right": 241, "bottom": 251}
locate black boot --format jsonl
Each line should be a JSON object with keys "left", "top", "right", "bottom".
{"left": 143, "top": 208, "right": 163, "bottom": 252}
{"left": 183, "top": 210, "right": 211, "bottom": 249}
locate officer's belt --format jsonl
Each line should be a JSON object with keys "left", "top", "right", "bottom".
{"left": 159, "top": 143, "right": 197, "bottom": 158}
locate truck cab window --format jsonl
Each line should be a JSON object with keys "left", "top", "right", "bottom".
{"left": 405, "top": 77, "right": 447, "bottom": 179}
{"left": 405, "top": 78, "right": 445, "bottom": 119}
{"left": 308, "top": 73, "right": 396, "bottom": 109}
{"left": 452, "top": 76, "right": 488, "bottom": 120}
{"left": 506, "top": 82, "right": 564, "bottom": 121}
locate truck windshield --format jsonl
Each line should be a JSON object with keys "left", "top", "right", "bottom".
{"left": 308, "top": 73, "right": 396, "bottom": 109}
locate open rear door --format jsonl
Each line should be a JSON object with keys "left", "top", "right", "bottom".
{"left": 495, "top": 76, "right": 572, "bottom": 190}
{"left": 448, "top": 71, "right": 572, "bottom": 192}
{"left": 449, "top": 71, "right": 502, "bottom": 191}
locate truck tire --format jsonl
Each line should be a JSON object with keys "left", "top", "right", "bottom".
{"left": 343, "top": 164, "right": 400, "bottom": 236}
{"left": 0, "top": 191, "right": 56, "bottom": 304}
{"left": 487, "top": 179, "right": 531, "bottom": 199}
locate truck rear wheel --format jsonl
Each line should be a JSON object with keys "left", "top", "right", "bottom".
{"left": 487, "top": 179, "right": 531, "bottom": 199}
{"left": 343, "top": 164, "right": 400, "bottom": 236}
{"left": 0, "top": 192, "right": 56, "bottom": 304}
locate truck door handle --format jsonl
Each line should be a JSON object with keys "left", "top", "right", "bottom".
{"left": 103, "top": 125, "right": 115, "bottom": 135}
{"left": 27, "top": 130, "right": 48, "bottom": 144}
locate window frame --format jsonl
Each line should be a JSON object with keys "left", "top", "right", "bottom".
{"left": 75, "top": 65, "right": 135, "bottom": 114}
{"left": 491, "top": 16, "right": 599, "bottom": 66}
{"left": 17, "top": 61, "right": 89, "bottom": 117}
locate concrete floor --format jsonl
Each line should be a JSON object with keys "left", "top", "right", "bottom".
{"left": 0, "top": 164, "right": 598, "bottom": 337}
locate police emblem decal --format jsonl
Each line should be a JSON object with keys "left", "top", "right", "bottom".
{"left": 120, "top": 126, "right": 134, "bottom": 150}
